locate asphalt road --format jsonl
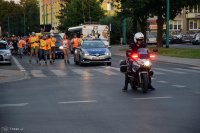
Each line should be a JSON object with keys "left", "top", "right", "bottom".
{"left": 0, "top": 54, "right": 200, "bottom": 133}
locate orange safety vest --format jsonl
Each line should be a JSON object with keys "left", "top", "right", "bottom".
{"left": 18, "top": 40, "right": 26, "bottom": 48}
{"left": 62, "top": 39, "right": 70, "bottom": 48}
{"left": 51, "top": 37, "right": 56, "bottom": 47}
{"left": 72, "top": 38, "right": 79, "bottom": 48}
{"left": 40, "top": 39, "right": 47, "bottom": 50}
{"left": 46, "top": 39, "right": 51, "bottom": 50}
{"left": 29, "top": 36, "right": 39, "bottom": 47}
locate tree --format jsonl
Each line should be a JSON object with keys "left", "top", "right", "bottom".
{"left": 148, "top": 0, "right": 200, "bottom": 47}
{"left": 0, "top": 0, "right": 40, "bottom": 36}
{"left": 58, "top": 0, "right": 105, "bottom": 31}
{"left": 115, "top": 0, "right": 200, "bottom": 47}
{"left": 20, "top": 0, "right": 40, "bottom": 34}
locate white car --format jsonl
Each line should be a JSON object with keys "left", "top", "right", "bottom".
{"left": 0, "top": 40, "right": 12, "bottom": 65}
{"left": 146, "top": 35, "right": 157, "bottom": 45}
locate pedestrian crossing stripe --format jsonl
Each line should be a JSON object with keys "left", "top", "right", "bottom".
{"left": 71, "top": 69, "right": 94, "bottom": 76}
{"left": 29, "top": 66, "right": 200, "bottom": 78}
{"left": 153, "top": 68, "right": 186, "bottom": 74}
{"left": 31, "top": 70, "right": 46, "bottom": 77}
{"left": 50, "top": 70, "right": 67, "bottom": 77}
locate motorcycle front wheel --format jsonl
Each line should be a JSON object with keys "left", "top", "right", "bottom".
{"left": 141, "top": 73, "right": 149, "bottom": 93}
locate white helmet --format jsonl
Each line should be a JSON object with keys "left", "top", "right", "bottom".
{"left": 134, "top": 32, "right": 144, "bottom": 43}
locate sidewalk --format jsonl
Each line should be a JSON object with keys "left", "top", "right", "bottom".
{"left": 111, "top": 45, "right": 200, "bottom": 67}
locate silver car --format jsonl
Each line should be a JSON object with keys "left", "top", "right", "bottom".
{"left": 0, "top": 40, "right": 12, "bottom": 65}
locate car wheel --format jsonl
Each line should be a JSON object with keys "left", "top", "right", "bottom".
{"left": 107, "top": 62, "right": 111, "bottom": 66}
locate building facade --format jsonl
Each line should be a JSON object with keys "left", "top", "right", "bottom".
{"left": 39, "top": 0, "right": 118, "bottom": 32}
{"left": 39, "top": 0, "right": 64, "bottom": 31}
{"left": 148, "top": 4, "right": 200, "bottom": 35}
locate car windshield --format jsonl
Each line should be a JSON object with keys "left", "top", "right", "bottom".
{"left": 82, "top": 41, "right": 106, "bottom": 49}
{"left": 0, "top": 42, "right": 8, "bottom": 49}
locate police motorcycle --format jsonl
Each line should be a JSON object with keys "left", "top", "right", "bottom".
{"left": 120, "top": 48, "right": 156, "bottom": 93}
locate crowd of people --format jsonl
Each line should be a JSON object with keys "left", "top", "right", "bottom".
{"left": 0, "top": 32, "right": 83, "bottom": 65}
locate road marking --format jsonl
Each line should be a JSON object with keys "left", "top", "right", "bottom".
{"left": 71, "top": 69, "right": 93, "bottom": 76}
{"left": 154, "top": 71, "right": 165, "bottom": 75}
{"left": 154, "top": 68, "right": 186, "bottom": 74}
{"left": 58, "top": 100, "right": 97, "bottom": 104}
{"left": 12, "top": 56, "right": 26, "bottom": 71}
{"left": 133, "top": 96, "right": 173, "bottom": 100}
{"left": 104, "top": 66, "right": 120, "bottom": 72}
{"left": 94, "top": 68, "right": 119, "bottom": 76}
{"left": 172, "top": 85, "right": 186, "bottom": 88}
{"left": 0, "top": 103, "right": 29, "bottom": 108}
{"left": 157, "top": 80, "right": 168, "bottom": 83}
{"left": 51, "top": 70, "right": 66, "bottom": 77}
{"left": 174, "top": 68, "right": 200, "bottom": 73}
{"left": 189, "top": 67, "right": 200, "bottom": 70}
{"left": 31, "top": 70, "right": 46, "bottom": 77}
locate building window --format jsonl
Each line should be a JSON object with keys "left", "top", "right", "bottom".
{"left": 189, "top": 20, "right": 200, "bottom": 30}
{"left": 170, "top": 20, "right": 182, "bottom": 31}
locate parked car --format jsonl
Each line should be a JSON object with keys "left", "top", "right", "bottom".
{"left": 162, "top": 35, "right": 174, "bottom": 44}
{"left": 192, "top": 33, "right": 200, "bottom": 45}
{"left": 0, "top": 40, "right": 12, "bottom": 65}
{"left": 146, "top": 34, "right": 157, "bottom": 45}
{"left": 173, "top": 34, "right": 192, "bottom": 44}
{"left": 74, "top": 39, "right": 111, "bottom": 65}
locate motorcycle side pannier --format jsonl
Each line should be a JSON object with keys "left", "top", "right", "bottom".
{"left": 120, "top": 60, "right": 127, "bottom": 73}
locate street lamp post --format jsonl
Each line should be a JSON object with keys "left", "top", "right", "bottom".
{"left": 166, "top": 0, "right": 170, "bottom": 48}
{"left": 122, "top": 17, "right": 126, "bottom": 46}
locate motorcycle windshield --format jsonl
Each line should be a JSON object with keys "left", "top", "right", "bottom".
{"left": 137, "top": 48, "right": 148, "bottom": 59}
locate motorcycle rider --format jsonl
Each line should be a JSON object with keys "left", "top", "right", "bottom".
{"left": 122, "top": 32, "right": 155, "bottom": 92}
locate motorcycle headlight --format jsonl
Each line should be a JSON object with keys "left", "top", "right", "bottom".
{"left": 144, "top": 60, "right": 151, "bottom": 66}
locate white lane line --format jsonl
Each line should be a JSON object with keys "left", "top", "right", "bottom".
{"left": 189, "top": 67, "right": 200, "bottom": 70}
{"left": 94, "top": 68, "right": 119, "bottom": 76}
{"left": 31, "top": 70, "right": 46, "bottom": 77}
{"left": 71, "top": 69, "right": 93, "bottom": 76}
{"left": 12, "top": 56, "right": 26, "bottom": 71}
{"left": 154, "top": 68, "right": 186, "bottom": 74}
{"left": 172, "top": 85, "right": 186, "bottom": 88}
{"left": 0, "top": 103, "right": 29, "bottom": 108}
{"left": 157, "top": 80, "right": 168, "bottom": 83}
{"left": 133, "top": 96, "right": 173, "bottom": 100}
{"left": 58, "top": 100, "right": 97, "bottom": 104}
{"left": 174, "top": 68, "right": 200, "bottom": 73}
{"left": 51, "top": 70, "right": 66, "bottom": 77}
{"left": 154, "top": 71, "right": 165, "bottom": 75}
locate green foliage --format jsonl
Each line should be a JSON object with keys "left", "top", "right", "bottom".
{"left": 0, "top": 0, "right": 39, "bottom": 36}
{"left": 58, "top": 0, "right": 105, "bottom": 31}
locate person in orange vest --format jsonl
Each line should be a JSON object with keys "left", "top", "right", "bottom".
{"left": 50, "top": 34, "right": 56, "bottom": 62}
{"left": 39, "top": 35, "right": 48, "bottom": 65}
{"left": 17, "top": 37, "right": 26, "bottom": 58}
{"left": 61, "top": 34, "right": 70, "bottom": 64}
{"left": 71, "top": 34, "right": 80, "bottom": 54}
{"left": 46, "top": 35, "right": 52, "bottom": 64}
{"left": 28, "top": 32, "right": 39, "bottom": 64}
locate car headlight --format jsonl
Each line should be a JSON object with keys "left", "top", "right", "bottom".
{"left": 4, "top": 53, "right": 11, "bottom": 56}
{"left": 82, "top": 50, "right": 89, "bottom": 56}
{"left": 59, "top": 46, "right": 64, "bottom": 49}
{"left": 105, "top": 51, "right": 111, "bottom": 56}
{"left": 84, "top": 53, "right": 89, "bottom": 56}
